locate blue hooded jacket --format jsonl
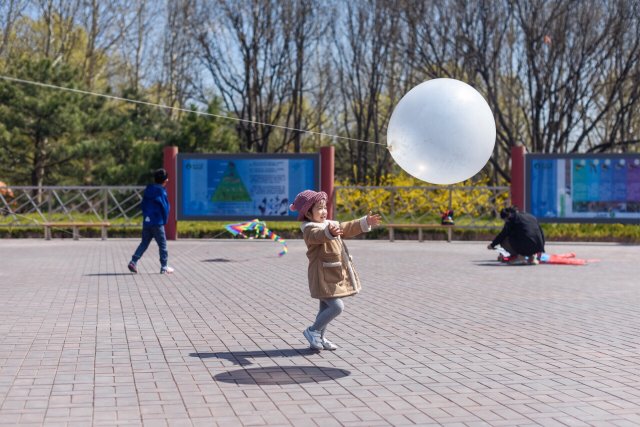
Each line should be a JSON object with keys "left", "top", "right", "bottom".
{"left": 141, "top": 184, "right": 170, "bottom": 227}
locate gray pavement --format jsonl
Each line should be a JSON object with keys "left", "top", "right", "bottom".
{"left": 0, "top": 238, "right": 639, "bottom": 426}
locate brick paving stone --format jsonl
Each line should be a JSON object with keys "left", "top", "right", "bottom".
{"left": 0, "top": 239, "right": 639, "bottom": 425}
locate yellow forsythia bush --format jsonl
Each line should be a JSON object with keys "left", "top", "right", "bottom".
{"left": 334, "top": 172, "right": 509, "bottom": 225}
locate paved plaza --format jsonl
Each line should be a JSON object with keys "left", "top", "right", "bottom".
{"left": 0, "top": 237, "right": 639, "bottom": 426}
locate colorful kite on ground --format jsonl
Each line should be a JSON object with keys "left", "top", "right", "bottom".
{"left": 224, "top": 219, "right": 288, "bottom": 256}
{"left": 495, "top": 245, "right": 598, "bottom": 265}
{"left": 539, "top": 252, "right": 600, "bottom": 265}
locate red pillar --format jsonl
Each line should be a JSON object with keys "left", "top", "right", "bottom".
{"left": 510, "top": 145, "right": 526, "bottom": 211}
{"left": 320, "top": 146, "right": 335, "bottom": 220}
{"left": 163, "top": 146, "right": 178, "bottom": 240}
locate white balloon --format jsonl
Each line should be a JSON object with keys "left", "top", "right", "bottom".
{"left": 386, "top": 78, "right": 496, "bottom": 185}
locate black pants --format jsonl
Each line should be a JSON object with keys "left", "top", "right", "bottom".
{"left": 501, "top": 237, "right": 517, "bottom": 257}
{"left": 501, "top": 237, "right": 539, "bottom": 257}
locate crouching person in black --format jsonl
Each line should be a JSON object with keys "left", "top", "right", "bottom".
{"left": 488, "top": 206, "right": 545, "bottom": 265}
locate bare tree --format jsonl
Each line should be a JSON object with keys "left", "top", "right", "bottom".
{"left": 403, "top": 0, "right": 462, "bottom": 80}
{"left": 160, "top": 0, "right": 198, "bottom": 116}
{"left": 194, "top": 0, "right": 295, "bottom": 152}
{"left": 34, "top": 0, "right": 83, "bottom": 61}
{"left": 587, "top": 0, "right": 640, "bottom": 153}
{"left": 301, "top": 44, "right": 338, "bottom": 150}
{"left": 263, "top": 0, "right": 332, "bottom": 153}
{"left": 0, "top": 0, "right": 29, "bottom": 61}
{"left": 116, "top": 0, "right": 155, "bottom": 91}
{"left": 461, "top": 1, "right": 519, "bottom": 183}
{"left": 79, "top": 0, "right": 127, "bottom": 88}
{"left": 514, "top": 0, "right": 640, "bottom": 154}
{"left": 403, "top": 0, "right": 520, "bottom": 183}
{"left": 334, "top": 0, "right": 401, "bottom": 184}
{"left": 452, "top": 0, "right": 523, "bottom": 183}
{"left": 403, "top": 0, "right": 640, "bottom": 185}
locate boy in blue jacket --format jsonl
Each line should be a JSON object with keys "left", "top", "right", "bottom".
{"left": 128, "top": 168, "right": 174, "bottom": 274}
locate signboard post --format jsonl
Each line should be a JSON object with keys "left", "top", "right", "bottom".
{"left": 163, "top": 146, "right": 178, "bottom": 240}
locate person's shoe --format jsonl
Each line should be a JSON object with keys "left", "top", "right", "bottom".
{"left": 497, "top": 253, "right": 511, "bottom": 263}
{"left": 160, "top": 265, "right": 175, "bottom": 274}
{"left": 127, "top": 261, "right": 138, "bottom": 273}
{"left": 303, "top": 327, "right": 323, "bottom": 350}
{"left": 528, "top": 254, "right": 539, "bottom": 265}
{"left": 321, "top": 337, "right": 338, "bottom": 351}
{"left": 508, "top": 255, "right": 527, "bottom": 265}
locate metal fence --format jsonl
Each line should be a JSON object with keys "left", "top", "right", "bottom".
{"left": 0, "top": 186, "right": 145, "bottom": 227}
{"left": 1, "top": 185, "right": 511, "bottom": 238}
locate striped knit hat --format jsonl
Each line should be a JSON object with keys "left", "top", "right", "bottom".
{"left": 289, "top": 190, "right": 328, "bottom": 221}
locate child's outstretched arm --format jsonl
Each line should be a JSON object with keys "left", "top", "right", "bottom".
{"left": 367, "top": 211, "right": 382, "bottom": 227}
{"left": 341, "top": 211, "right": 382, "bottom": 238}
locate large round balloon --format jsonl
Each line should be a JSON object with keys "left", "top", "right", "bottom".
{"left": 386, "top": 78, "right": 496, "bottom": 185}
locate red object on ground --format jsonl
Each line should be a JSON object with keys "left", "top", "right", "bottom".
{"left": 542, "top": 252, "right": 599, "bottom": 265}
{"left": 545, "top": 254, "right": 587, "bottom": 265}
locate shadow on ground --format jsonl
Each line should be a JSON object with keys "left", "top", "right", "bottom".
{"left": 190, "top": 348, "right": 319, "bottom": 366}
{"left": 85, "top": 273, "right": 136, "bottom": 276}
{"left": 213, "top": 366, "right": 351, "bottom": 385}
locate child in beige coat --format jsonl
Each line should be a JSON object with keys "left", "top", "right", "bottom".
{"left": 290, "top": 190, "right": 381, "bottom": 350}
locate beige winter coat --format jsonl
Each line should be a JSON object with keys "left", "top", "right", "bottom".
{"left": 301, "top": 217, "right": 371, "bottom": 299}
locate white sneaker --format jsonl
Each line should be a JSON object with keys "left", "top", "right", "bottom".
{"left": 303, "top": 327, "right": 323, "bottom": 350}
{"left": 508, "top": 255, "right": 527, "bottom": 265}
{"left": 321, "top": 337, "right": 337, "bottom": 351}
{"left": 160, "top": 266, "right": 175, "bottom": 274}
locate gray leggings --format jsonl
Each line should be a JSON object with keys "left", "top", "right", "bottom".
{"left": 311, "top": 298, "right": 344, "bottom": 333}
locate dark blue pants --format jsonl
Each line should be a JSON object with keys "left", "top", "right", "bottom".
{"left": 131, "top": 225, "right": 168, "bottom": 267}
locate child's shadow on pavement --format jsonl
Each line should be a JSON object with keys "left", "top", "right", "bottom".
{"left": 190, "top": 349, "right": 351, "bottom": 385}
{"left": 190, "top": 348, "right": 318, "bottom": 366}
{"left": 212, "top": 365, "right": 350, "bottom": 385}
{"left": 85, "top": 273, "right": 137, "bottom": 276}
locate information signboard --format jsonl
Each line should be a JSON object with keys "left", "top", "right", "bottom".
{"left": 526, "top": 153, "right": 640, "bottom": 223}
{"left": 177, "top": 153, "right": 320, "bottom": 221}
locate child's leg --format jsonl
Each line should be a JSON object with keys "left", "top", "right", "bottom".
{"left": 311, "top": 298, "right": 344, "bottom": 332}
{"left": 152, "top": 226, "right": 168, "bottom": 267}
{"left": 132, "top": 227, "right": 153, "bottom": 262}
{"left": 315, "top": 300, "right": 329, "bottom": 325}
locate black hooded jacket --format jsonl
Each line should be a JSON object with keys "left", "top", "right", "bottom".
{"left": 491, "top": 211, "right": 545, "bottom": 256}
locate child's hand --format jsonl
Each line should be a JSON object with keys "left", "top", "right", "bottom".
{"left": 366, "top": 211, "right": 382, "bottom": 226}
{"left": 328, "top": 223, "right": 343, "bottom": 237}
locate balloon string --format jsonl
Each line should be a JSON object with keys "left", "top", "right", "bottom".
{"left": 0, "top": 75, "right": 387, "bottom": 147}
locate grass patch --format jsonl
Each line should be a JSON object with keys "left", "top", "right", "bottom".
{"left": 1, "top": 215, "right": 639, "bottom": 242}
{"left": 541, "top": 223, "right": 640, "bottom": 243}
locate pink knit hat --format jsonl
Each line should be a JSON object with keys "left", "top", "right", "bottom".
{"left": 289, "top": 190, "right": 328, "bottom": 220}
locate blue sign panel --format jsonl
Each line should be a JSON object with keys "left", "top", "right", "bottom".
{"left": 526, "top": 154, "right": 640, "bottom": 223}
{"left": 177, "top": 153, "right": 320, "bottom": 221}
{"left": 530, "top": 159, "right": 558, "bottom": 218}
